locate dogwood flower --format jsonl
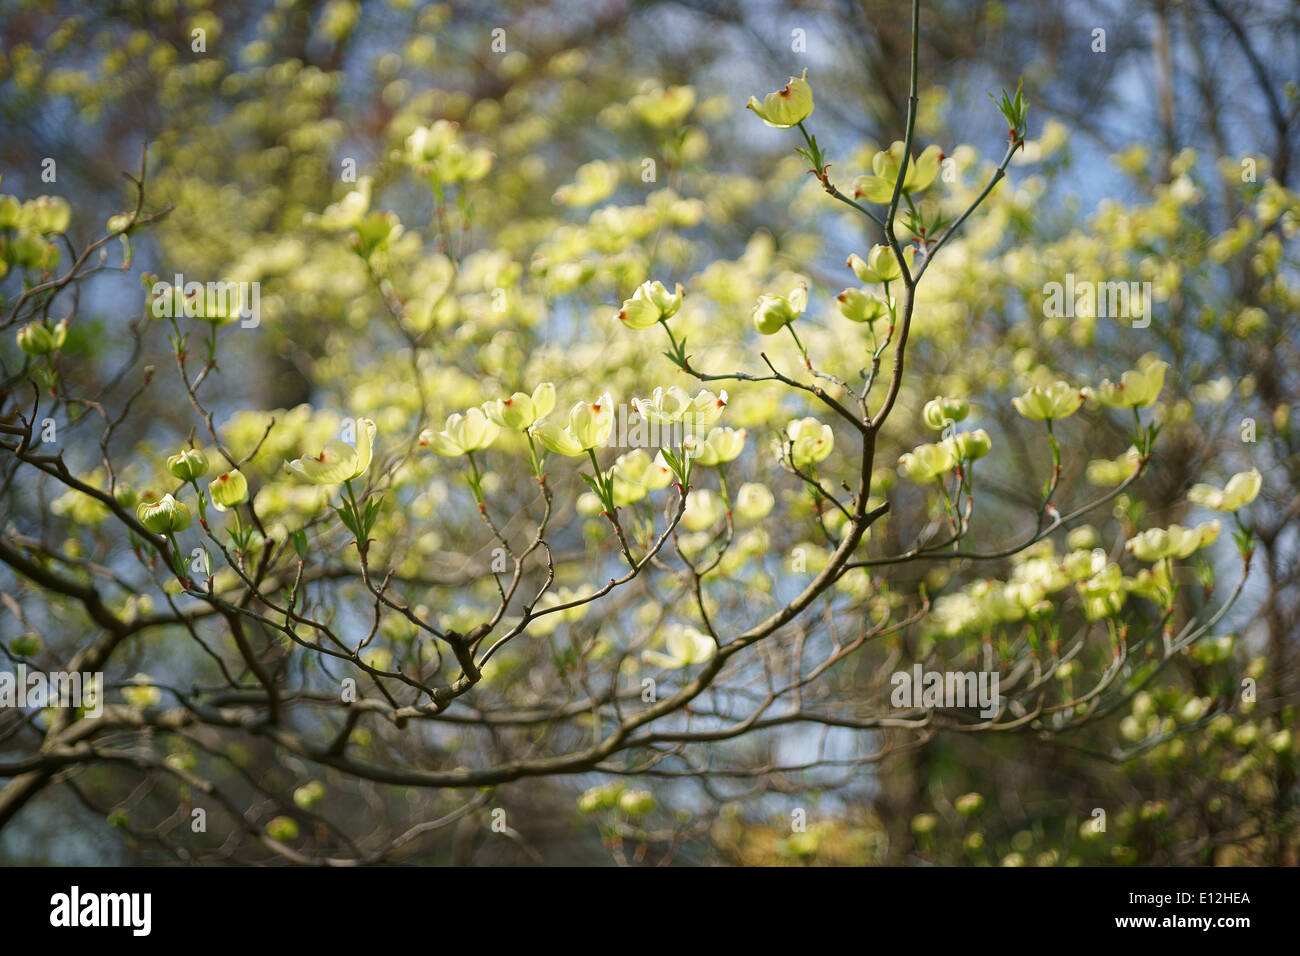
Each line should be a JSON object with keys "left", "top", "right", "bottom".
{"left": 944, "top": 428, "right": 992, "bottom": 462}
{"left": 632, "top": 386, "right": 691, "bottom": 424}
{"left": 681, "top": 488, "right": 727, "bottom": 531}
{"left": 167, "top": 448, "right": 209, "bottom": 482}
{"left": 633, "top": 387, "right": 727, "bottom": 427}
{"left": 898, "top": 440, "right": 957, "bottom": 482}
{"left": 1086, "top": 446, "right": 1142, "bottom": 485}
{"left": 847, "top": 244, "right": 910, "bottom": 284}
{"left": 531, "top": 394, "right": 614, "bottom": 456}
{"left": 922, "top": 396, "right": 969, "bottom": 431}
{"left": 1078, "top": 564, "right": 1127, "bottom": 620}
{"left": 483, "top": 382, "right": 556, "bottom": 430}
{"left": 136, "top": 493, "right": 192, "bottom": 534}
{"left": 746, "top": 69, "right": 814, "bottom": 128}
{"left": 752, "top": 283, "right": 807, "bottom": 335}
{"left": 836, "top": 288, "right": 889, "bottom": 325}
{"left": 693, "top": 426, "right": 747, "bottom": 466}
{"left": 610, "top": 449, "right": 674, "bottom": 504}
{"left": 787, "top": 417, "right": 834, "bottom": 467}
{"left": 1012, "top": 381, "right": 1083, "bottom": 421}
{"left": 285, "top": 418, "right": 377, "bottom": 484}
{"left": 854, "top": 142, "right": 944, "bottom": 204}
{"left": 735, "top": 482, "right": 775, "bottom": 522}
{"left": 420, "top": 408, "right": 500, "bottom": 457}
{"left": 617, "top": 280, "right": 685, "bottom": 329}
{"left": 209, "top": 470, "right": 248, "bottom": 511}
{"left": 643, "top": 624, "right": 716, "bottom": 670}
{"left": 1187, "top": 468, "right": 1262, "bottom": 512}
{"left": 1085, "top": 357, "right": 1169, "bottom": 409}
{"left": 1125, "top": 521, "right": 1220, "bottom": 562}
{"left": 16, "top": 319, "right": 67, "bottom": 356}
{"left": 629, "top": 85, "right": 696, "bottom": 128}
{"left": 683, "top": 388, "right": 728, "bottom": 427}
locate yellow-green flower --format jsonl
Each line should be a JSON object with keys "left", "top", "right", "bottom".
{"left": 1187, "top": 468, "right": 1262, "bottom": 512}
{"left": 629, "top": 85, "right": 696, "bottom": 128}
{"left": 531, "top": 393, "right": 614, "bottom": 456}
{"left": 787, "top": 417, "right": 834, "bottom": 467}
{"left": 617, "top": 280, "right": 685, "bottom": 329}
{"left": 122, "top": 673, "right": 161, "bottom": 708}
{"left": 854, "top": 142, "right": 944, "bottom": 204}
{"left": 136, "top": 493, "right": 192, "bottom": 534}
{"left": 735, "top": 482, "right": 775, "bottom": 522}
{"left": 167, "top": 448, "right": 209, "bottom": 482}
{"left": 945, "top": 428, "right": 992, "bottom": 462}
{"left": 1012, "top": 381, "right": 1083, "bottom": 421}
{"left": 285, "top": 418, "right": 377, "bottom": 484}
{"left": 209, "top": 470, "right": 249, "bottom": 512}
{"left": 752, "top": 284, "right": 807, "bottom": 335}
{"left": 836, "top": 288, "right": 889, "bottom": 325}
{"left": 746, "top": 69, "right": 814, "bottom": 128}
{"left": 483, "top": 382, "right": 556, "bottom": 430}
{"left": 419, "top": 408, "right": 499, "bottom": 457}
{"left": 922, "top": 396, "right": 969, "bottom": 431}
{"left": 898, "top": 441, "right": 957, "bottom": 482}
{"left": 847, "top": 244, "right": 910, "bottom": 284}
{"left": 681, "top": 488, "right": 727, "bottom": 531}
{"left": 1086, "top": 446, "right": 1141, "bottom": 486}
{"left": 618, "top": 789, "right": 656, "bottom": 816}
{"left": 610, "top": 448, "right": 674, "bottom": 504}
{"left": 1125, "top": 520, "right": 1220, "bottom": 562}
{"left": 16, "top": 319, "right": 67, "bottom": 356}
{"left": 642, "top": 624, "right": 716, "bottom": 669}
{"left": 633, "top": 386, "right": 726, "bottom": 428}
{"left": 1085, "top": 357, "right": 1169, "bottom": 409}
{"left": 693, "top": 426, "right": 747, "bottom": 466}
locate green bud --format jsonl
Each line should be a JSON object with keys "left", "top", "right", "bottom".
{"left": 618, "top": 789, "right": 656, "bottom": 816}
{"left": 167, "top": 448, "right": 209, "bottom": 482}
{"left": 209, "top": 469, "right": 249, "bottom": 511}
{"left": 954, "top": 792, "right": 985, "bottom": 816}
{"left": 16, "top": 319, "right": 67, "bottom": 357}
{"left": 266, "top": 816, "right": 299, "bottom": 842}
{"left": 922, "top": 396, "right": 969, "bottom": 430}
{"left": 11, "top": 635, "right": 42, "bottom": 657}
{"left": 136, "top": 493, "right": 192, "bottom": 534}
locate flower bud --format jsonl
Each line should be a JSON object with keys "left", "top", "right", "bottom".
{"left": 955, "top": 793, "right": 985, "bottom": 816}
{"left": 617, "top": 280, "right": 684, "bottom": 329}
{"left": 752, "top": 284, "right": 807, "bottom": 335}
{"left": 694, "top": 426, "right": 746, "bottom": 465}
{"left": 618, "top": 789, "right": 656, "bottom": 816}
{"left": 787, "top": 417, "right": 834, "bottom": 467}
{"left": 16, "top": 319, "right": 67, "bottom": 357}
{"left": 210, "top": 469, "right": 249, "bottom": 511}
{"left": 898, "top": 441, "right": 957, "bottom": 483}
{"left": 1011, "top": 381, "right": 1083, "bottom": 421}
{"left": 836, "top": 288, "right": 888, "bottom": 325}
{"left": 948, "top": 428, "right": 991, "bottom": 462}
{"left": 570, "top": 393, "right": 615, "bottom": 450}
{"left": 136, "top": 493, "right": 192, "bottom": 534}
{"left": 922, "top": 396, "right": 969, "bottom": 430}
{"left": 735, "top": 482, "right": 775, "bottom": 522}
{"left": 167, "top": 448, "right": 209, "bottom": 482}
{"left": 848, "top": 244, "right": 908, "bottom": 284}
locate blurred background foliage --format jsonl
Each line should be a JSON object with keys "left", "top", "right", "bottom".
{"left": 0, "top": 0, "right": 1297, "bottom": 864}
